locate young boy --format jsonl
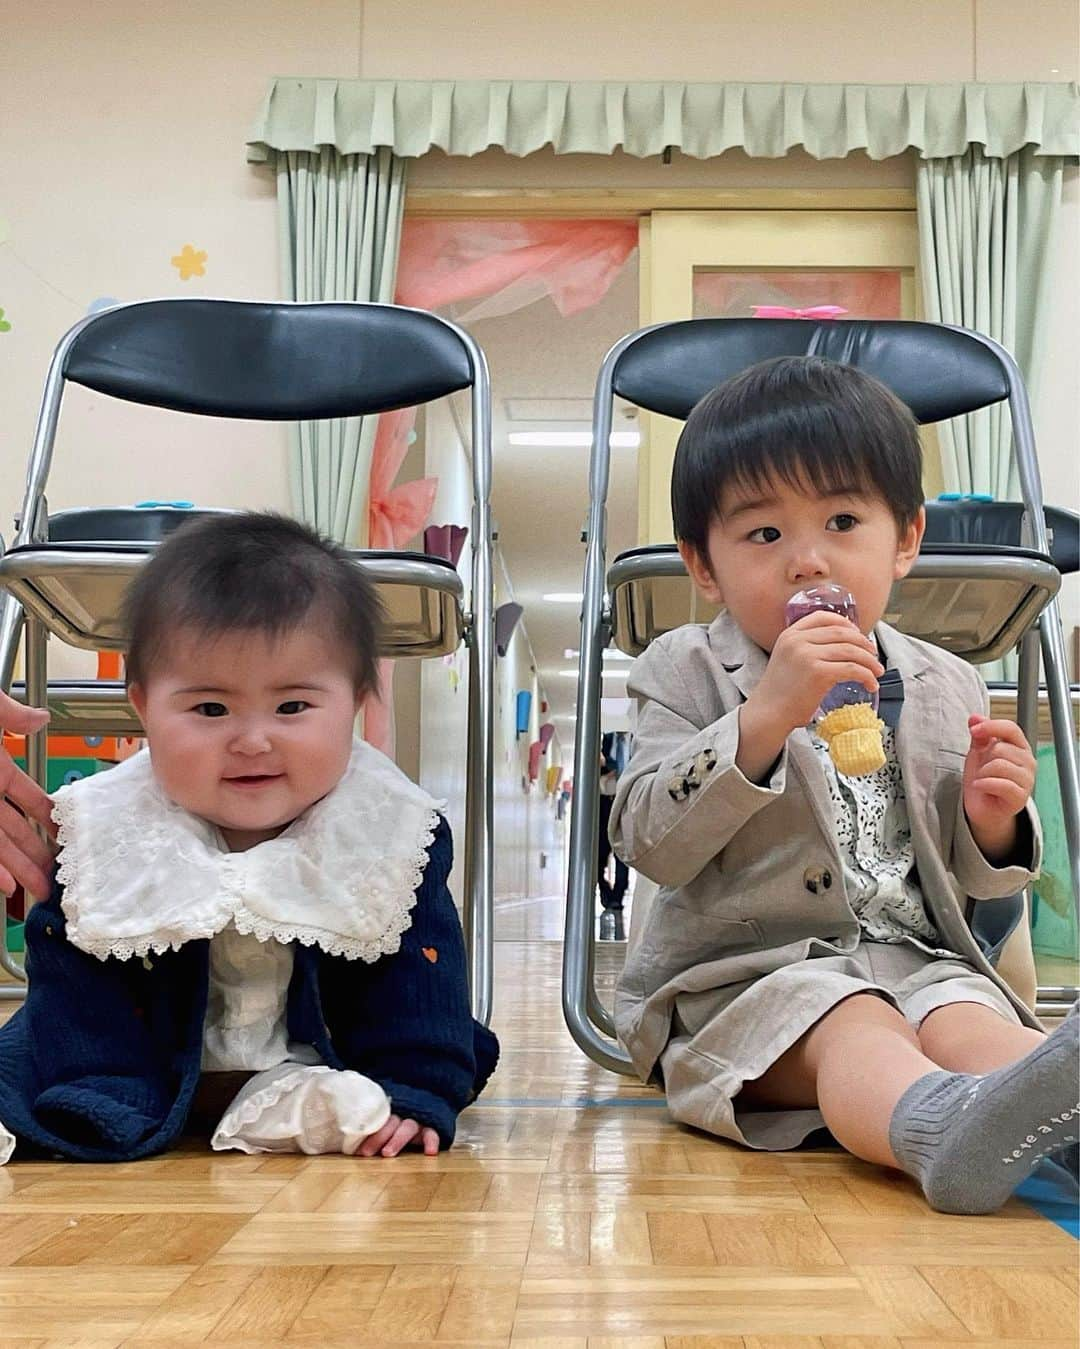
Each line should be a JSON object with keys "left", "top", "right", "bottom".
{"left": 611, "top": 355, "right": 1078, "bottom": 1214}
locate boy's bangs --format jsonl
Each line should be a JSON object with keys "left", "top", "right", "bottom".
{"left": 719, "top": 434, "right": 879, "bottom": 518}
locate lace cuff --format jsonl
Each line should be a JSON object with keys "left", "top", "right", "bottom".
{"left": 210, "top": 1064, "right": 391, "bottom": 1156}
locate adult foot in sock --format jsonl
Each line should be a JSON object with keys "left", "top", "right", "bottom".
{"left": 889, "top": 1003, "right": 1079, "bottom": 1215}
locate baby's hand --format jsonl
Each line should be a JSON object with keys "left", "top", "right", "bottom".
{"left": 357, "top": 1114, "right": 440, "bottom": 1157}
{"left": 963, "top": 715, "right": 1036, "bottom": 862}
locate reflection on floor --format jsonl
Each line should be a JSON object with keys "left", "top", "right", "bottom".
{"left": 0, "top": 900, "right": 1075, "bottom": 1344}
{"left": 494, "top": 890, "right": 630, "bottom": 943}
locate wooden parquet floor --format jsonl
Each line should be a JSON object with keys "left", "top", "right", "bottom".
{"left": 0, "top": 900, "right": 1076, "bottom": 1347}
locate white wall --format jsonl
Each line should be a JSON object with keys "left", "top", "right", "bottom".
{"left": 358, "top": 0, "right": 1077, "bottom": 83}
{"left": 0, "top": 0, "right": 369, "bottom": 538}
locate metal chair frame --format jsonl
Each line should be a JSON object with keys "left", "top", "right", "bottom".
{"left": 0, "top": 299, "right": 496, "bottom": 1024}
{"left": 564, "top": 319, "right": 1080, "bottom": 1074}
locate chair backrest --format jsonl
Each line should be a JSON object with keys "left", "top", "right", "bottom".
{"left": 62, "top": 300, "right": 475, "bottom": 420}
{"left": 611, "top": 318, "right": 1010, "bottom": 425}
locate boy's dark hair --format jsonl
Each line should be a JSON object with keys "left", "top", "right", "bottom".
{"left": 122, "top": 511, "right": 384, "bottom": 697}
{"left": 671, "top": 355, "right": 923, "bottom": 559}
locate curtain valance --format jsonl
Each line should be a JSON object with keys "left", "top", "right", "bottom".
{"left": 248, "top": 80, "right": 1080, "bottom": 164}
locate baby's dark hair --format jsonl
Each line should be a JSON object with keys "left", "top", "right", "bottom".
{"left": 122, "top": 511, "right": 384, "bottom": 697}
{"left": 671, "top": 355, "right": 923, "bottom": 559}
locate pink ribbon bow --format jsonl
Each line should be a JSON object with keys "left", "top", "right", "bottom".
{"left": 751, "top": 305, "right": 849, "bottom": 320}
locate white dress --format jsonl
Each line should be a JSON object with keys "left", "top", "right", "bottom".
{"left": 0, "top": 738, "right": 445, "bottom": 1161}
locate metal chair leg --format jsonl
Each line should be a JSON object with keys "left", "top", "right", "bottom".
{"left": 1039, "top": 600, "right": 1080, "bottom": 917}
{"left": 0, "top": 596, "right": 29, "bottom": 994}
{"left": 0, "top": 593, "right": 23, "bottom": 695}
{"left": 1015, "top": 628, "right": 1040, "bottom": 752}
{"left": 24, "top": 617, "right": 48, "bottom": 792}
{"left": 561, "top": 335, "right": 639, "bottom": 1075}
{"left": 0, "top": 913, "right": 25, "bottom": 996}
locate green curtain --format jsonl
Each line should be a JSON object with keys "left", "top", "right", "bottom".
{"left": 276, "top": 145, "right": 407, "bottom": 544}
{"left": 916, "top": 146, "right": 1067, "bottom": 681}
{"left": 249, "top": 80, "right": 1080, "bottom": 163}
{"left": 916, "top": 146, "right": 1065, "bottom": 502}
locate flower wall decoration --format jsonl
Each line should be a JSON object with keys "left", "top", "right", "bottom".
{"left": 171, "top": 244, "right": 207, "bottom": 281}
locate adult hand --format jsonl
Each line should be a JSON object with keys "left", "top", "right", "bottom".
{"left": 0, "top": 691, "right": 57, "bottom": 899}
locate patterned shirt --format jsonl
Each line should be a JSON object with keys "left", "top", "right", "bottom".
{"left": 809, "top": 721, "right": 962, "bottom": 957}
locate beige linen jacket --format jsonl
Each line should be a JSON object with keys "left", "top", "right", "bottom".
{"left": 612, "top": 612, "right": 1043, "bottom": 1080}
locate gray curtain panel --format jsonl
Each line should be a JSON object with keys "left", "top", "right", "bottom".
{"left": 917, "top": 146, "right": 1066, "bottom": 502}
{"left": 276, "top": 145, "right": 407, "bottom": 544}
{"left": 917, "top": 147, "right": 1068, "bottom": 681}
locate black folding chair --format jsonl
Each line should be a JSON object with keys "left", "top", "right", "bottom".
{"left": 564, "top": 318, "right": 1079, "bottom": 1072}
{"left": 0, "top": 299, "right": 496, "bottom": 1023}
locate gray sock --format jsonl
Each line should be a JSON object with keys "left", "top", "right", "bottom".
{"left": 888, "top": 1006, "right": 1080, "bottom": 1215}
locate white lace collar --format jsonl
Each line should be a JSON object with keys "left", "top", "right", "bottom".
{"left": 52, "top": 739, "right": 445, "bottom": 964}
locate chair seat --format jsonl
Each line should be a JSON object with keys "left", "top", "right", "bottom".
{"left": 0, "top": 541, "right": 466, "bottom": 659}
{"left": 608, "top": 543, "right": 1061, "bottom": 665}
{"left": 7, "top": 680, "right": 142, "bottom": 736}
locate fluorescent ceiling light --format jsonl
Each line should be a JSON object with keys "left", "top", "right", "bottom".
{"left": 558, "top": 668, "right": 627, "bottom": 678}
{"left": 508, "top": 431, "right": 640, "bottom": 448}
{"left": 542, "top": 592, "right": 583, "bottom": 603}
{"left": 563, "top": 648, "right": 633, "bottom": 661}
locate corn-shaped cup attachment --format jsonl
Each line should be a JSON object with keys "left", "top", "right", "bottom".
{"left": 816, "top": 703, "right": 885, "bottom": 775}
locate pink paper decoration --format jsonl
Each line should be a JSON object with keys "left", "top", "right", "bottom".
{"left": 396, "top": 219, "right": 638, "bottom": 320}
{"left": 368, "top": 407, "right": 437, "bottom": 551}
{"left": 527, "top": 740, "right": 543, "bottom": 782}
{"left": 750, "top": 305, "right": 848, "bottom": 320}
{"left": 538, "top": 722, "right": 555, "bottom": 753}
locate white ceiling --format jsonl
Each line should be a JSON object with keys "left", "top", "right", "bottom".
{"left": 463, "top": 258, "right": 640, "bottom": 752}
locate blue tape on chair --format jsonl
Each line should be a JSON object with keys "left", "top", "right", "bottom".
{"left": 134, "top": 500, "right": 194, "bottom": 509}
{"left": 936, "top": 492, "right": 995, "bottom": 502}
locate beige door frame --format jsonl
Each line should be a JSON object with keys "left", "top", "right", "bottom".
{"left": 639, "top": 207, "right": 924, "bottom": 541}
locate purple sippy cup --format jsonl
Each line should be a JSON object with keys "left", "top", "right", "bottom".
{"left": 783, "top": 583, "right": 879, "bottom": 720}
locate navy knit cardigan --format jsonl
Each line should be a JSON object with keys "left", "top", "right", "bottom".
{"left": 0, "top": 817, "right": 498, "bottom": 1161}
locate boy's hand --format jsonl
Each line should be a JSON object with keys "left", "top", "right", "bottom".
{"left": 962, "top": 715, "right": 1036, "bottom": 863}
{"left": 736, "top": 612, "right": 882, "bottom": 785}
{"left": 357, "top": 1114, "right": 440, "bottom": 1157}
{"left": 752, "top": 611, "right": 883, "bottom": 733}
